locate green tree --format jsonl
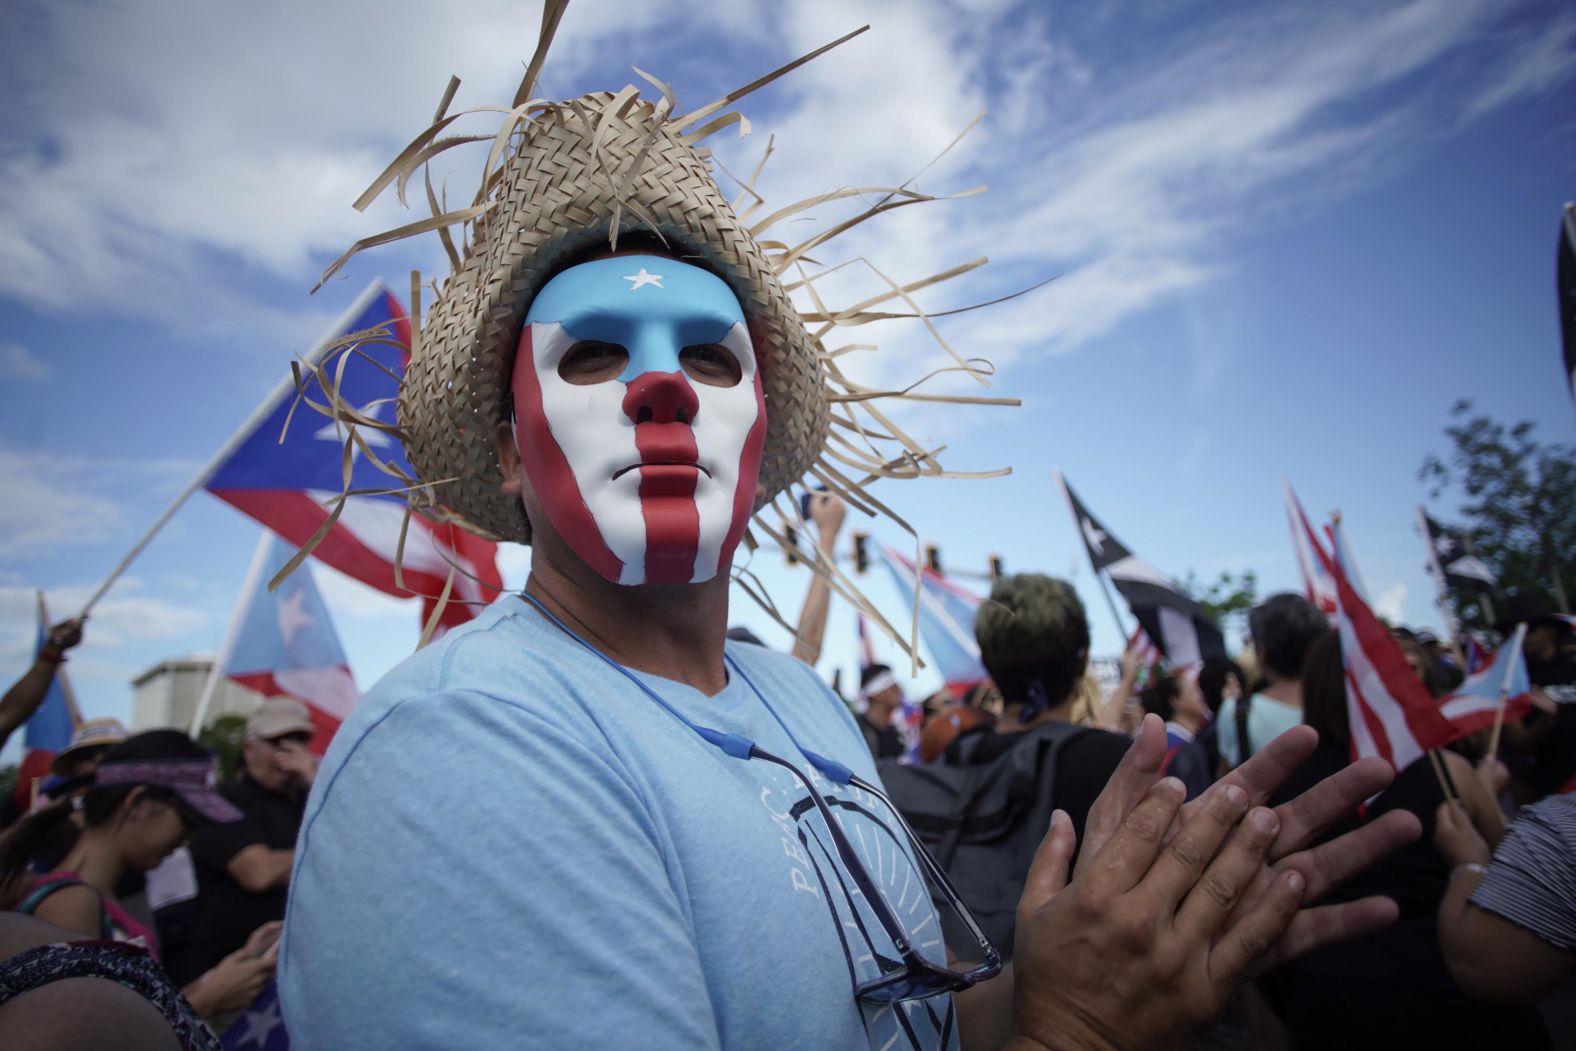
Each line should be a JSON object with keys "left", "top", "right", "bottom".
{"left": 1419, "top": 400, "right": 1576, "bottom": 629}
{"left": 1179, "top": 569, "right": 1258, "bottom": 651}
{"left": 198, "top": 714, "right": 249, "bottom": 781}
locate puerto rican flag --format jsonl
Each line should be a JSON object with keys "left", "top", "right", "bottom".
{"left": 1437, "top": 624, "right": 1532, "bottom": 736}
{"left": 876, "top": 543, "right": 987, "bottom": 699}
{"left": 203, "top": 281, "right": 502, "bottom": 633}
{"left": 1329, "top": 522, "right": 1457, "bottom": 770}
{"left": 1284, "top": 482, "right": 1338, "bottom": 618}
{"left": 217, "top": 533, "right": 358, "bottom": 755}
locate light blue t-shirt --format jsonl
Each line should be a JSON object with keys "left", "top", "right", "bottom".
{"left": 1215, "top": 693, "right": 1303, "bottom": 768}
{"left": 279, "top": 596, "right": 957, "bottom": 1050}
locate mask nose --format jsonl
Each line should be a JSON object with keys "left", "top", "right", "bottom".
{"left": 622, "top": 370, "right": 700, "bottom": 426}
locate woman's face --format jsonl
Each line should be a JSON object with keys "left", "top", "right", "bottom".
{"left": 120, "top": 794, "right": 195, "bottom": 872}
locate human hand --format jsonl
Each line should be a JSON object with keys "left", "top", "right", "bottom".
{"left": 808, "top": 492, "right": 846, "bottom": 550}
{"left": 1529, "top": 687, "right": 1556, "bottom": 716}
{"left": 1118, "top": 643, "right": 1143, "bottom": 682}
{"left": 1434, "top": 801, "right": 1491, "bottom": 868}
{"left": 1078, "top": 717, "right": 1418, "bottom": 973}
{"left": 43, "top": 618, "right": 84, "bottom": 654}
{"left": 274, "top": 740, "right": 317, "bottom": 788}
{"left": 1474, "top": 755, "right": 1509, "bottom": 799}
{"left": 240, "top": 920, "right": 284, "bottom": 961}
{"left": 191, "top": 942, "right": 276, "bottom": 1016}
{"left": 1010, "top": 778, "right": 1302, "bottom": 1049}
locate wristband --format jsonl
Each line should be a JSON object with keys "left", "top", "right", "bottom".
{"left": 37, "top": 648, "right": 66, "bottom": 665}
{"left": 1449, "top": 862, "right": 1488, "bottom": 880}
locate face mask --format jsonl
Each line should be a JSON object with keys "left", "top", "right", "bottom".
{"left": 509, "top": 254, "right": 767, "bottom": 586}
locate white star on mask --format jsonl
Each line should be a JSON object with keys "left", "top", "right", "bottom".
{"left": 623, "top": 267, "right": 664, "bottom": 291}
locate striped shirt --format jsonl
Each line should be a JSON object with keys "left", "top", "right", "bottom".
{"left": 1471, "top": 793, "right": 1576, "bottom": 951}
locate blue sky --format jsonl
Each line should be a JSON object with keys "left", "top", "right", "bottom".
{"left": 1, "top": 0, "right": 1573, "bottom": 750}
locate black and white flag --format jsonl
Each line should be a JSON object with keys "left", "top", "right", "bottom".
{"left": 1056, "top": 471, "right": 1226, "bottom": 665}
{"left": 1420, "top": 509, "right": 1498, "bottom": 594}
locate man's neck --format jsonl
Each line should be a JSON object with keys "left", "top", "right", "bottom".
{"left": 524, "top": 545, "right": 731, "bottom": 696}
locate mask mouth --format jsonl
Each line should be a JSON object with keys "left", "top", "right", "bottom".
{"left": 612, "top": 460, "right": 712, "bottom": 481}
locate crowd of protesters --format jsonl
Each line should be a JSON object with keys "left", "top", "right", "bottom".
{"left": 0, "top": 512, "right": 1571, "bottom": 1049}
{"left": 845, "top": 556, "right": 1576, "bottom": 1049}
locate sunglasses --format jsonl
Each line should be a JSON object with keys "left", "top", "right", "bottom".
{"left": 749, "top": 747, "right": 1002, "bottom": 1004}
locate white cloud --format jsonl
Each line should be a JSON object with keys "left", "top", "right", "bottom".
{"left": 0, "top": 447, "right": 200, "bottom": 559}
{"left": 0, "top": 448, "right": 121, "bottom": 557}
{"left": 1463, "top": 11, "right": 1576, "bottom": 119}
{"left": 0, "top": 0, "right": 1550, "bottom": 381}
{"left": 0, "top": 578, "right": 207, "bottom": 651}
{"left": 1374, "top": 581, "right": 1409, "bottom": 624}
{"left": 0, "top": 343, "right": 50, "bottom": 382}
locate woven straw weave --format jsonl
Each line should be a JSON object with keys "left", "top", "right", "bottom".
{"left": 400, "top": 92, "right": 827, "bottom": 543}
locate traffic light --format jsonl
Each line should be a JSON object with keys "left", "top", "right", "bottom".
{"left": 852, "top": 533, "right": 870, "bottom": 574}
{"left": 925, "top": 544, "right": 942, "bottom": 575}
{"left": 989, "top": 554, "right": 1004, "bottom": 581}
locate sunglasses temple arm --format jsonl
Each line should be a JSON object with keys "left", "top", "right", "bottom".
{"left": 849, "top": 774, "right": 1000, "bottom": 963}
{"left": 751, "top": 750, "right": 918, "bottom": 954}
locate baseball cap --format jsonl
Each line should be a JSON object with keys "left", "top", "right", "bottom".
{"left": 246, "top": 698, "right": 315, "bottom": 741}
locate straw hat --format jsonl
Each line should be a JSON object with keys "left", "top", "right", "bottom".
{"left": 396, "top": 92, "right": 826, "bottom": 542}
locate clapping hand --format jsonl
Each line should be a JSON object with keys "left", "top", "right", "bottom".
{"left": 1009, "top": 716, "right": 1419, "bottom": 1050}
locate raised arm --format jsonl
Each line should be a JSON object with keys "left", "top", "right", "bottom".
{"left": 0, "top": 619, "right": 84, "bottom": 750}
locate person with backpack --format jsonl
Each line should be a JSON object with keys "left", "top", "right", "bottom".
{"left": 1217, "top": 594, "right": 1327, "bottom": 771}
{"left": 878, "top": 573, "right": 1133, "bottom": 959}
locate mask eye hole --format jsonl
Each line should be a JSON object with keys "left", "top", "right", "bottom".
{"left": 558, "top": 342, "right": 628, "bottom": 385}
{"left": 680, "top": 344, "right": 742, "bottom": 388}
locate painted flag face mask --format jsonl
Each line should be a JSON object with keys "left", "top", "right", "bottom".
{"left": 509, "top": 254, "right": 767, "bottom": 587}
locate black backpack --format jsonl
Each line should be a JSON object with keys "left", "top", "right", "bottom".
{"left": 876, "top": 721, "right": 1090, "bottom": 960}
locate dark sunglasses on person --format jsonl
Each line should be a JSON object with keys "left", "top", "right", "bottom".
{"left": 265, "top": 731, "right": 312, "bottom": 749}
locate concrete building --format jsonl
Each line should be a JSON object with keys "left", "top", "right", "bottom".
{"left": 131, "top": 658, "right": 266, "bottom": 734}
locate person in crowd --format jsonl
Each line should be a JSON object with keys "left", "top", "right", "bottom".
{"left": 280, "top": 27, "right": 1418, "bottom": 1048}
{"left": 970, "top": 574, "right": 1140, "bottom": 846}
{"left": 1217, "top": 593, "right": 1326, "bottom": 769}
{"left": 0, "top": 618, "right": 84, "bottom": 755}
{"left": 49, "top": 718, "right": 128, "bottom": 782}
{"left": 0, "top": 715, "right": 126, "bottom": 838}
{"left": 1416, "top": 629, "right": 1464, "bottom": 691}
{"left": 856, "top": 662, "right": 908, "bottom": 759}
{"left": 1499, "top": 597, "right": 1576, "bottom": 798}
{"left": 161, "top": 700, "right": 314, "bottom": 991}
{"left": 1257, "top": 630, "right": 1549, "bottom": 1050}
{"left": 1433, "top": 792, "right": 1575, "bottom": 1002}
{"left": 1139, "top": 669, "right": 1214, "bottom": 797}
{"left": 1391, "top": 626, "right": 1452, "bottom": 697}
{"left": 0, "top": 730, "right": 279, "bottom": 1022}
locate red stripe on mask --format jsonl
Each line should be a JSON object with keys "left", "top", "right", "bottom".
{"left": 624, "top": 371, "right": 702, "bottom": 584}
{"left": 511, "top": 327, "right": 624, "bottom": 582}
{"left": 721, "top": 373, "right": 767, "bottom": 575}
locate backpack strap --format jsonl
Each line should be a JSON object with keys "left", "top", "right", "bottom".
{"left": 15, "top": 877, "right": 114, "bottom": 939}
{"left": 1233, "top": 694, "right": 1254, "bottom": 766}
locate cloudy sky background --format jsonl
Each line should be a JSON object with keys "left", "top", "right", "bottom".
{"left": 1, "top": 0, "right": 1573, "bottom": 749}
